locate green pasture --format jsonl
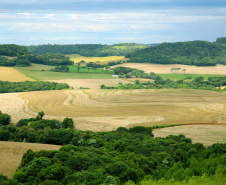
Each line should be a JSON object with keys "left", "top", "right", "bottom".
{"left": 16, "top": 69, "right": 114, "bottom": 80}
{"left": 158, "top": 74, "right": 226, "bottom": 80}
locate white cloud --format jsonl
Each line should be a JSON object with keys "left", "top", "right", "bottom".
{"left": 17, "top": 13, "right": 34, "bottom": 16}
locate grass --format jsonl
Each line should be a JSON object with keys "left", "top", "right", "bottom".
{"left": 66, "top": 54, "right": 125, "bottom": 63}
{"left": 158, "top": 74, "right": 226, "bottom": 80}
{"left": 68, "top": 65, "right": 113, "bottom": 74}
{"left": 16, "top": 69, "right": 114, "bottom": 80}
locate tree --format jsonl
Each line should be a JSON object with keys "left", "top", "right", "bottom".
{"left": 38, "top": 111, "right": 45, "bottom": 120}
{"left": 0, "top": 111, "right": 11, "bottom": 125}
{"left": 62, "top": 117, "right": 74, "bottom": 129}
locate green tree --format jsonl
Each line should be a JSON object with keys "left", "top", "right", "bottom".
{"left": 62, "top": 117, "right": 74, "bottom": 129}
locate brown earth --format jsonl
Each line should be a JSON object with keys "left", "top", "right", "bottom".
{"left": 0, "top": 141, "right": 61, "bottom": 177}
{"left": 112, "top": 63, "right": 226, "bottom": 75}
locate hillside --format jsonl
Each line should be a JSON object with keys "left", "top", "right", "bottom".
{"left": 0, "top": 44, "right": 29, "bottom": 57}
{"left": 126, "top": 41, "right": 226, "bottom": 66}
{"left": 26, "top": 43, "right": 149, "bottom": 57}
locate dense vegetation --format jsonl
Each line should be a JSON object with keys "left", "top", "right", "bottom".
{"left": 216, "top": 37, "right": 226, "bottom": 44}
{"left": 126, "top": 41, "right": 226, "bottom": 66}
{"left": 113, "top": 66, "right": 161, "bottom": 79}
{"left": 101, "top": 76, "right": 226, "bottom": 91}
{"left": 0, "top": 44, "right": 29, "bottom": 57}
{"left": 0, "top": 56, "right": 31, "bottom": 67}
{"left": 20, "top": 53, "right": 74, "bottom": 66}
{"left": 0, "top": 112, "right": 226, "bottom": 185}
{"left": 26, "top": 44, "right": 149, "bottom": 57}
{"left": 0, "top": 81, "right": 70, "bottom": 93}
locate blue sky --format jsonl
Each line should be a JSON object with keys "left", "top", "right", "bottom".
{"left": 0, "top": 0, "right": 225, "bottom": 45}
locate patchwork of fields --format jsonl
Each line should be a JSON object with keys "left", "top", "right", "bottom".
{"left": 114, "top": 63, "right": 226, "bottom": 75}
{"left": 1, "top": 89, "right": 226, "bottom": 132}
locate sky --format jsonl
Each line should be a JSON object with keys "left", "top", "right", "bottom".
{"left": 0, "top": 0, "right": 225, "bottom": 45}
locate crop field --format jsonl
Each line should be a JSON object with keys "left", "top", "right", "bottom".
{"left": 66, "top": 54, "right": 125, "bottom": 63}
{"left": 0, "top": 67, "right": 35, "bottom": 82}
{"left": 1, "top": 89, "right": 226, "bottom": 133}
{"left": 47, "top": 79, "right": 130, "bottom": 89}
{"left": 153, "top": 124, "right": 226, "bottom": 146}
{"left": 16, "top": 68, "right": 114, "bottom": 80}
{"left": 114, "top": 63, "right": 226, "bottom": 75}
{"left": 0, "top": 141, "right": 61, "bottom": 177}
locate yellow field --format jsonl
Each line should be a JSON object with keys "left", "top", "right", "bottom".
{"left": 0, "top": 67, "right": 35, "bottom": 82}
{"left": 66, "top": 54, "right": 125, "bottom": 64}
{"left": 153, "top": 124, "right": 226, "bottom": 146}
{"left": 113, "top": 63, "right": 226, "bottom": 75}
{"left": 0, "top": 141, "right": 61, "bottom": 177}
{"left": 1, "top": 89, "right": 226, "bottom": 132}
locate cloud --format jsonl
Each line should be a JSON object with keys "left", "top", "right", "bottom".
{"left": 17, "top": 13, "right": 34, "bottom": 16}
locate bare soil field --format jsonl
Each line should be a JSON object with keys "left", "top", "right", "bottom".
{"left": 153, "top": 124, "right": 226, "bottom": 146}
{"left": 113, "top": 63, "right": 226, "bottom": 75}
{"left": 0, "top": 67, "right": 35, "bottom": 82}
{"left": 1, "top": 89, "right": 226, "bottom": 132}
{"left": 46, "top": 79, "right": 130, "bottom": 89}
{"left": 0, "top": 141, "right": 61, "bottom": 177}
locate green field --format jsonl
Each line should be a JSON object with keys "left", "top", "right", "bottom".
{"left": 159, "top": 73, "right": 226, "bottom": 80}
{"left": 16, "top": 69, "right": 114, "bottom": 80}
{"left": 66, "top": 54, "right": 125, "bottom": 63}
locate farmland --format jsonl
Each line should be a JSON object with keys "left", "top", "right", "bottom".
{"left": 66, "top": 54, "right": 125, "bottom": 63}
{"left": 113, "top": 63, "right": 226, "bottom": 75}
{"left": 0, "top": 141, "right": 61, "bottom": 177}
{"left": 16, "top": 68, "right": 114, "bottom": 80}
{"left": 0, "top": 67, "right": 35, "bottom": 82}
{"left": 1, "top": 89, "right": 226, "bottom": 133}
{"left": 153, "top": 124, "right": 226, "bottom": 146}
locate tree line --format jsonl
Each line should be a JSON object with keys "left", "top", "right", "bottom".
{"left": 0, "top": 44, "right": 29, "bottom": 57}
{"left": 101, "top": 76, "right": 226, "bottom": 91}
{"left": 0, "top": 112, "right": 226, "bottom": 185}
{"left": 126, "top": 41, "right": 226, "bottom": 66}
{"left": 26, "top": 44, "right": 148, "bottom": 57}
{"left": 0, "top": 81, "right": 70, "bottom": 93}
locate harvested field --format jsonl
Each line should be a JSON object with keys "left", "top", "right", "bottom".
{"left": 153, "top": 124, "right": 226, "bottom": 146}
{"left": 67, "top": 54, "right": 125, "bottom": 63}
{"left": 46, "top": 79, "right": 130, "bottom": 89}
{"left": 0, "top": 67, "right": 35, "bottom": 82}
{"left": 0, "top": 141, "right": 61, "bottom": 177}
{"left": 113, "top": 63, "right": 226, "bottom": 75}
{"left": 1, "top": 89, "right": 226, "bottom": 132}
